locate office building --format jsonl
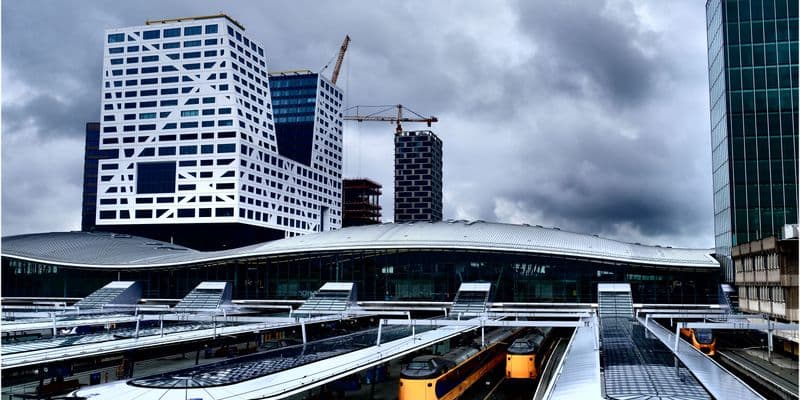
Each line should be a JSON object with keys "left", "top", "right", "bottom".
{"left": 92, "top": 15, "right": 343, "bottom": 249}
{"left": 706, "top": 0, "right": 798, "bottom": 281}
{"left": 342, "top": 178, "right": 382, "bottom": 227}
{"left": 394, "top": 130, "right": 443, "bottom": 222}
{"left": 81, "top": 122, "right": 118, "bottom": 231}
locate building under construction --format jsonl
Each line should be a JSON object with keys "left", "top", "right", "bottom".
{"left": 342, "top": 178, "right": 382, "bottom": 227}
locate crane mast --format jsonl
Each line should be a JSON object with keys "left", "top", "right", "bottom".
{"left": 331, "top": 35, "right": 350, "bottom": 85}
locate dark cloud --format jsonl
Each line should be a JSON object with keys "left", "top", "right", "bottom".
{"left": 1, "top": 1, "right": 714, "bottom": 248}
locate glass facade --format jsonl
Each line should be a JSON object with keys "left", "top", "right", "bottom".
{"left": 81, "top": 122, "right": 119, "bottom": 231}
{"left": 707, "top": 0, "right": 799, "bottom": 281}
{"left": 268, "top": 73, "right": 320, "bottom": 166}
{"left": 1, "top": 249, "right": 719, "bottom": 304}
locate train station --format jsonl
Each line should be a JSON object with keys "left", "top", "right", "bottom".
{"left": 2, "top": 221, "right": 798, "bottom": 399}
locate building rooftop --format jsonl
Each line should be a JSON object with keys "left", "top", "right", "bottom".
{"left": 1, "top": 221, "right": 718, "bottom": 269}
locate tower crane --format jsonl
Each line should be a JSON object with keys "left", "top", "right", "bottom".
{"left": 320, "top": 35, "right": 350, "bottom": 85}
{"left": 343, "top": 105, "right": 438, "bottom": 134}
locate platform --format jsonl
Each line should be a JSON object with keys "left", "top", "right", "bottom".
{"left": 541, "top": 320, "right": 602, "bottom": 400}
{"left": 69, "top": 323, "right": 478, "bottom": 399}
{"left": 639, "top": 316, "right": 766, "bottom": 400}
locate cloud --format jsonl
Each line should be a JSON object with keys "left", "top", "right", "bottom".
{"left": 1, "top": 0, "right": 714, "bottom": 249}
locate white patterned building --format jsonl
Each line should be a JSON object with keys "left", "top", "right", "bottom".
{"left": 94, "top": 15, "right": 342, "bottom": 249}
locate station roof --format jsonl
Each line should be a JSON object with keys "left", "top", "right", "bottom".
{"left": 1, "top": 221, "right": 718, "bottom": 269}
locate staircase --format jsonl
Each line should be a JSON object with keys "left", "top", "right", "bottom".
{"left": 597, "top": 283, "right": 633, "bottom": 320}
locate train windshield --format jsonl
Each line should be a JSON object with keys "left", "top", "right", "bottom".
{"left": 509, "top": 340, "right": 533, "bottom": 352}
{"left": 694, "top": 329, "right": 714, "bottom": 344}
{"left": 405, "top": 361, "right": 432, "bottom": 371}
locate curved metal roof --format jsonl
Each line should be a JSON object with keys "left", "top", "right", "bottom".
{"left": 1, "top": 221, "right": 718, "bottom": 269}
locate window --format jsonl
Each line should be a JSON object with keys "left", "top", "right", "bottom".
{"left": 143, "top": 30, "right": 160, "bottom": 39}
{"left": 181, "top": 122, "right": 198, "bottom": 128}
{"left": 178, "top": 209, "right": 195, "bottom": 218}
{"left": 137, "top": 161, "right": 176, "bottom": 194}
{"left": 219, "top": 120, "right": 233, "bottom": 126}
{"left": 180, "top": 146, "right": 197, "bottom": 155}
{"left": 183, "top": 63, "right": 201, "bottom": 70}
{"left": 108, "top": 33, "right": 125, "bottom": 43}
{"left": 160, "top": 99, "right": 178, "bottom": 106}
{"left": 204, "top": 50, "right": 217, "bottom": 57}
{"left": 184, "top": 40, "right": 201, "bottom": 47}
{"left": 202, "top": 97, "right": 215, "bottom": 104}
{"left": 139, "top": 112, "right": 156, "bottom": 119}
{"left": 127, "top": 46, "right": 139, "bottom": 52}
{"left": 181, "top": 110, "right": 199, "bottom": 117}
{"left": 205, "top": 38, "right": 218, "bottom": 45}
{"left": 184, "top": 26, "right": 201, "bottom": 35}
{"left": 99, "top": 211, "right": 116, "bottom": 220}
{"left": 205, "top": 24, "right": 218, "bottom": 34}
{"left": 109, "top": 47, "right": 124, "bottom": 54}
{"left": 161, "top": 76, "right": 179, "bottom": 83}
{"left": 201, "top": 144, "right": 214, "bottom": 153}
{"left": 110, "top": 58, "right": 123, "bottom": 65}
{"left": 141, "top": 78, "right": 157, "bottom": 85}
{"left": 141, "top": 66, "right": 158, "bottom": 73}
{"left": 183, "top": 51, "right": 201, "bottom": 59}
{"left": 164, "top": 42, "right": 180, "bottom": 49}
{"left": 218, "top": 107, "right": 231, "bottom": 114}
{"left": 142, "top": 55, "right": 158, "bottom": 62}
{"left": 135, "top": 210, "right": 152, "bottom": 218}
{"left": 164, "top": 28, "right": 181, "bottom": 38}
{"left": 162, "top": 65, "right": 178, "bottom": 72}
{"left": 161, "top": 88, "right": 178, "bottom": 95}
{"left": 218, "top": 143, "right": 236, "bottom": 153}
{"left": 158, "top": 147, "right": 176, "bottom": 156}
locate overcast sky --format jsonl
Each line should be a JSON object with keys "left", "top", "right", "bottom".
{"left": 1, "top": 0, "right": 714, "bottom": 248}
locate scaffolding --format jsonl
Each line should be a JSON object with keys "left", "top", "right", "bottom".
{"left": 342, "top": 178, "right": 382, "bottom": 227}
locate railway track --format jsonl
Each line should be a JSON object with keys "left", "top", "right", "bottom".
{"left": 718, "top": 349, "right": 799, "bottom": 399}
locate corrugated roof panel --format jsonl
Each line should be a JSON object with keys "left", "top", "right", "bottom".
{"left": 1, "top": 221, "right": 718, "bottom": 269}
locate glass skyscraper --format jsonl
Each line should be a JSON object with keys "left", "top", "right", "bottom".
{"left": 706, "top": 0, "right": 798, "bottom": 281}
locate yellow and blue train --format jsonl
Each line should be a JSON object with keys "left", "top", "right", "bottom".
{"left": 399, "top": 328, "right": 519, "bottom": 400}
{"left": 680, "top": 327, "right": 716, "bottom": 356}
{"left": 505, "top": 327, "right": 553, "bottom": 380}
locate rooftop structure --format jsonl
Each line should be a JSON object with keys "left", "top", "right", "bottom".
{"left": 2, "top": 221, "right": 720, "bottom": 303}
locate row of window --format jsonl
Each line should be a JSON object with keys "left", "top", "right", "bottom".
{"left": 108, "top": 38, "right": 221, "bottom": 56}
{"left": 99, "top": 207, "right": 234, "bottom": 220}
{"left": 110, "top": 60, "right": 220, "bottom": 75}
{"left": 102, "top": 94, "right": 230, "bottom": 111}
{"left": 106, "top": 72, "right": 229, "bottom": 89}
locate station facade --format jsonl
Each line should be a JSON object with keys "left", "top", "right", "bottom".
{"left": 1, "top": 221, "right": 721, "bottom": 305}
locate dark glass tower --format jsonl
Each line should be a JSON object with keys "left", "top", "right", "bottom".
{"left": 268, "top": 72, "right": 319, "bottom": 166}
{"left": 706, "top": 0, "right": 798, "bottom": 281}
{"left": 394, "top": 130, "right": 443, "bottom": 222}
{"left": 81, "top": 122, "right": 118, "bottom": 231}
